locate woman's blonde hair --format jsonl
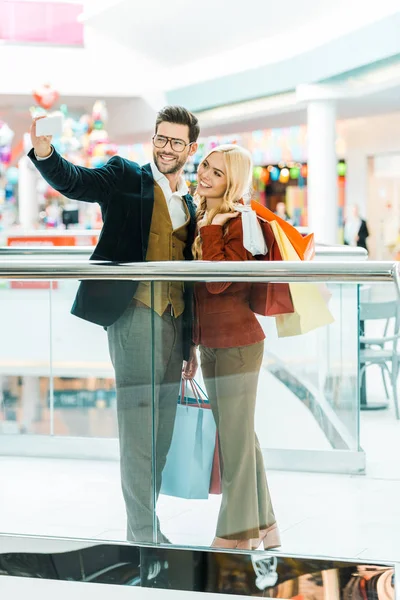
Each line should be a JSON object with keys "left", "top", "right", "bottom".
{"left": 192, "top": 144, "right": 253, "bottom": 259}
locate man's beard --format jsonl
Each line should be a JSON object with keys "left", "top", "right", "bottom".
{"left": 153, "top": 152, "right": 187, "bottom": 175}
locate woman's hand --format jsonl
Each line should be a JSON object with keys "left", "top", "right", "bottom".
{"left": 211, "top": 211, "right": 239, "bottom": 226}
{"left": 197, "top": 215, "right": 208, "bottom": 230}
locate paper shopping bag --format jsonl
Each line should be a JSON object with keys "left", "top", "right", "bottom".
{"left": 161, "top": 380, "right": 217, "bottom": 500}
{"left": 250, "top": 220, "right": 295, "bottom": 317}
{"left": 236, "top": 205, "right": 267, "bottom": 255}
{"left": 251, "top": 199, "right": 315, "bottom": 260}
{"left": 270, "top": 221, "right": 334, "bottom": 337}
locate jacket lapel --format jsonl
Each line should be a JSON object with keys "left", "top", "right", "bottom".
{"left": 141, "top": 163, "right": 155, "bottom": 260}
{"left": 183, "top": 194, "right": 197, "bottom": 250}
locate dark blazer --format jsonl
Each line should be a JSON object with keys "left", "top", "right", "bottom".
{"left": 344, "top": 218, "right": 369, "bottom": 252}
{"left": 357, "top": 219, "right": 369, "bottom": 251}
{"left": 28, "top": 148, "right": 197, "bottom": 359}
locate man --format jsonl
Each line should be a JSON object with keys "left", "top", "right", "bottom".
{"left": 344, "top": 204, "right": 369, "bottom": 251}
{"left": 29, "top": 106, "right": 200, "bottom": 544}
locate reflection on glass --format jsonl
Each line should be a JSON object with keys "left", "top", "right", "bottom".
{"left": 257, "top": 282, "right": 359, "bottom": 452}
{"left": 0, "top": 542, "right": 395, "bottom": 600}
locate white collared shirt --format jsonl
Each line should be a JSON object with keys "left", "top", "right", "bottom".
{"left": 150, "top": 161, "right": 188, "bottom": 230}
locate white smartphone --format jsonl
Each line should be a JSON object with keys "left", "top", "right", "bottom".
{"left": 36, "top": 114, "right": 64, "bottom": 137}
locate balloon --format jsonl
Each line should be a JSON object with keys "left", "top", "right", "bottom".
{"left": 270, "top": 167, "right": 280, "bottom": 182}
{"left": 6, "top": 167, "right": 19, "bottom": 185}
{"left": 74, "top": 119, "right": 88, "bottom": 137}
{"left": 59, "top": 104, "right": 68, "bottom": 116}
{"left": 337, "top": 161, "right": 347, "bottom": 177}
{"left": 290, "top": 167, "right": 300, "bottom": 179}
{"left": 279, "top": 167, "right": 290, "bottom": 183}
{"left": 0, "top": 146, "right": 11, "bottom": 164}
{"left": 89, "top": 129, "right": 108, "bottom": 143}
{"left": 92, "top": 100, "right": 108, "bottom": 122}
{"left": 93, "top": 143, "right": 107, "bottom": 158}
{"left": 91, "top": 156, "right": 106, "bottom": 168}
{"left": 105, "top": 143, "right": 118, "bottom": 156}
{"left": 79, "top": 115, "right": 90, "bottom": 134}
{"left": 260, "top": 168, "right": 270, "bottom": 184}
{"left": 0, "top": 122, "right": 14, "bottom": 147}
{"left": 5, "top": 183, "right": 14, "bottom": 199}
{"left": 32, "top": 83, "right": 59, "bottom": 110}
{"left": 52, "top": 139, "right": 66, "bottom": 154}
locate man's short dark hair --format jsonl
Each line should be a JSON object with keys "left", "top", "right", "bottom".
{"left": 156, "top": 105, "right": 200, "bottom": 143}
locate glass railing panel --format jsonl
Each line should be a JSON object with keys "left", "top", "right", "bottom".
{"left": 49, "top": 279, "right": 117, "bottom": 438}
{"left": 359, "top": 281, "right": 399, "bottom": 415}
{"left": 0, "top": 275, "right": 158, "bottom": 547}
{"left": 0, "top": 263, "right": 398, "bottom": 568}
{"left": 254, "top": 281, "right": 359, "bottom": 454}
{"left": 0, "top": 278, "right": 51, "bottom": 436}
{"left": 151, "top": 277, "right": 361, "bottom": 554}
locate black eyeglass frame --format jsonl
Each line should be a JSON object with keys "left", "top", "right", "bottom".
{"left": 152, "top": 135, "right": 194, "bottom": 153}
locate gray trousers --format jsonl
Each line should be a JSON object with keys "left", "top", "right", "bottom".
{"left": 107, "top": 304, "right": 183, "bottom": 543}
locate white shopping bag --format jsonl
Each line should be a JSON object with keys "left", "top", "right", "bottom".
{"left": 236, "top": 205, "right": 267, "bottom": 256}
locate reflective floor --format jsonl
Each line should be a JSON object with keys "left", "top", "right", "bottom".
{"left": 1, "top": 345, "right": 400, "bottom": 566}
{"left": 1, "top": 400, "right": 400, "bottom": 564}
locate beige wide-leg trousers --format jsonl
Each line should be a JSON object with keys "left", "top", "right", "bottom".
{"left": 200, "top": 340, "right": 276, "bottom": 540}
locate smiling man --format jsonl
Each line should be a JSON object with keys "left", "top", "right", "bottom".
{"left": 29, "top": 105, "right": 200, "bottom": 544}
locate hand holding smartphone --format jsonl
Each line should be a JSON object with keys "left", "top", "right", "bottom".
{"left": 35, "top": 113, "right": 64, "bottom": 137}
{"left": 31, "top": 113, "right": 64, "bottom": 158}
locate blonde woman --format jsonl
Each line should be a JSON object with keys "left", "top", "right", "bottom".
{"left": 192, "top": 144, "right": 281, "bottom": 551}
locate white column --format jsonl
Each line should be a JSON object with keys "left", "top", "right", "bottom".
{"left": 306, "top": 100, "right": 338, "bottom": 245}
{"left": 18, "top": 155, "right": 39, "bottom": 229}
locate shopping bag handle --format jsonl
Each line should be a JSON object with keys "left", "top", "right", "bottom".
{"left": 180, "top": 378, "right": 209, "bottom": 407}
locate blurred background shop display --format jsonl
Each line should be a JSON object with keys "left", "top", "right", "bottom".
{"left": 0, "top": 91, "right": 116, "bottom": 243}
{"left": 0, "top": 104, "right": 348, "bottom": 244}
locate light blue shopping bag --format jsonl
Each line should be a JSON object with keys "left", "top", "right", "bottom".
{"left": 160, "top": 380, "right": 217, "bottom": 500}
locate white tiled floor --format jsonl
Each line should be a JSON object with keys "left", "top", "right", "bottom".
{"left": 1, "top": 405, "right": 400, "bottom": 564}
{"left": 1, "top": 363, "right": 400, "bottom": 563}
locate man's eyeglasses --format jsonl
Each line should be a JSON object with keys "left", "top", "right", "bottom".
{"left": 152, "top": 135, "right": 193, "bottom": 153}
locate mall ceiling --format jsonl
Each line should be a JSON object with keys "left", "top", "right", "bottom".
{"left": 197, "top": 80, "right": 400, "bottom": 137}
{"left": 82, "top": 0, "right": 352, "bottom": 68}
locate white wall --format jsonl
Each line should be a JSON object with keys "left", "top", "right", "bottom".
{"left": 344, "top": 111, "right": 400, "bottom": 217}
{"left": 0, "top": 27, "right": 160, "bottom": 98}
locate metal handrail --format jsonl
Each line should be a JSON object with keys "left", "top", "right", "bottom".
{"left": 0, "top": 260, "right": 397, "bottom": 284}
{"left": 0, "top": 245, "right": 368, "bottom": 259}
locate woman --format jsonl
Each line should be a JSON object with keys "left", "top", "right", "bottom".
{"left": 274, "top": 200, "right": 292, "bottom": 224}
{"left": 192, "top": 144, "right": 281, "bottom": 551}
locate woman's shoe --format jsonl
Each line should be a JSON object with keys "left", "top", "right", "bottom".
{"left": 236, "top": 539, "right": 251, "bottom": 550}
{"left": 251, "top": 524, "right": 281, "bottom": 551}
{"left": 211, "top": 537, "right": 238, "bottom": 549}
{"left": 211, "top": 537, "right": 251, "bottom": 550}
